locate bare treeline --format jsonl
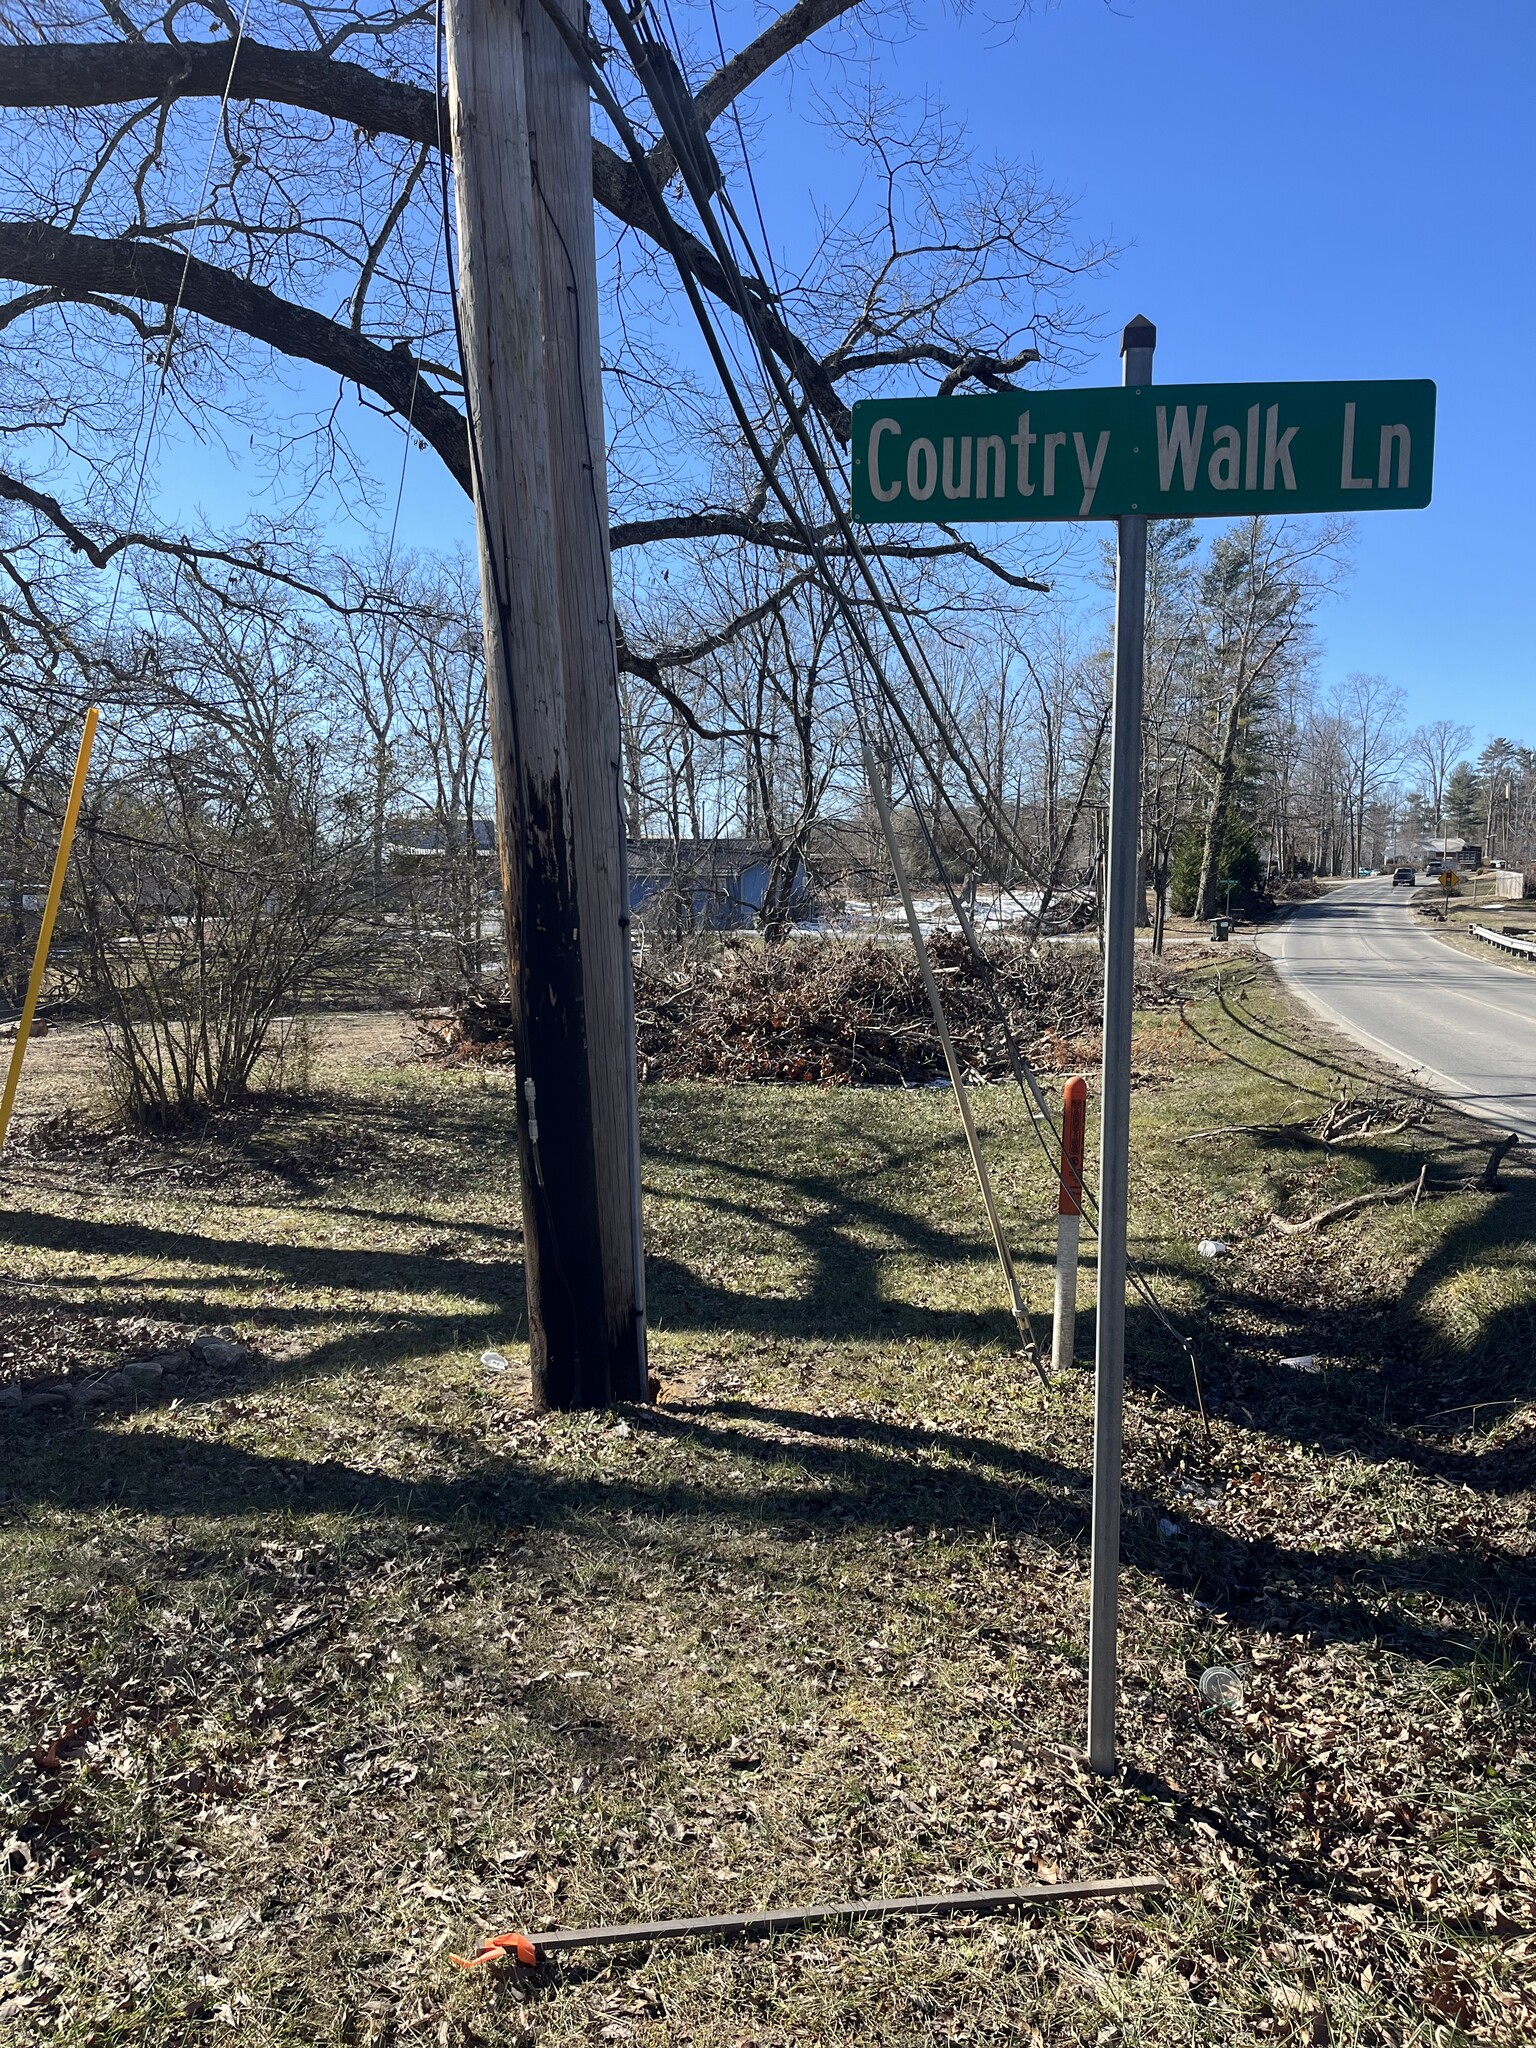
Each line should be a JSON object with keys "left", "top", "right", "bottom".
{"left": 0, "top": 553, "right": 495, "bottom": 1120}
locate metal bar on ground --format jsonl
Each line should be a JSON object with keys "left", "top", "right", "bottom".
{"left": 1087, "top": 315, "right": 1156, "bottom": 1776}
{"left": 862, "top": 742, "right": 1045, "bottom": 1380}
{"left": 1051, "top": 1075, "right": 1087, "bottom": 1375}
{"left": 459, "top": 1873, "right": 1165, "bottom": 1964}
{"left": 0, "top": 705, "right": 99, "bottom": 1152}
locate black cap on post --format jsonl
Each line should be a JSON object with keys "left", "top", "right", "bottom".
{"left": 1120, "top": 315, "right": 1157, "bottom": 356}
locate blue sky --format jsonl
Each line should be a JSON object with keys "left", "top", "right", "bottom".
{"left": 933, "top": 0, "right": 1536, "bottom": 741}
{"left": 731, "top": 0, "right": 1530, "bottom": 743}
{"left": 155, "top": 0, "right": 1532, "bottom": 744}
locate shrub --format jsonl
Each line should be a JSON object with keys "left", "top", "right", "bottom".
{"left": 74, "top": 746, "right": 354, "bottom": 1127}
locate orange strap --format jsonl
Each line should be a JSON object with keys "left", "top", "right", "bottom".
{"left": 450, "top": 1931, "right": 540, "bottom": 1969}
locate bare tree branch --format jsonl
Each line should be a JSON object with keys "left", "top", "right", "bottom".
{"left": 0, "top": 36, "right": 852, "bottom": 435}
{"left": 644, "top": 0, "right": 864, "bottom": 185}
{"left": 0, "top": 220, "right": 472, "bottom": 490}
{"left": 610, "top": 510, "right": 1047, "bottom": 591}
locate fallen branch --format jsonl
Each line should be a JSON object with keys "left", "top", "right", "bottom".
{"left": 1320, "top": 1115, "right": 1415, "bottom": 1146}
{"left": 1274, "top": 1130, "right": 1523, "bottom": 1231}
{"left": 1477, "top": 1131, "right": 1520, "bottom": 1191}
{"left": 1179, "top": 1114, "right": 1417, "bottom": 1146}
{"left": 1271, "top": 1175, "right": 1424, "bottom": 1235}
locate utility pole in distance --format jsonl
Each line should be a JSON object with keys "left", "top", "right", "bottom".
{"left": 444, "top": 0, "right": 646, "bottom": 1407}
{"left": 1087, "top": 313, "right": 1156, "bottom": 1774}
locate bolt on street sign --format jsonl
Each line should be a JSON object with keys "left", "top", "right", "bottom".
{"left": 849, "top": 379, "right": 1435, "bottom": 522}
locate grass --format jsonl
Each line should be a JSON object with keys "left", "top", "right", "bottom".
{"left": 1, "top": 967, "right": 1533, "bottom": 2046}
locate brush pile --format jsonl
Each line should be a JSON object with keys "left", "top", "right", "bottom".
{"left": 418, "top": 935, "right": 1184, "bottom": 1085}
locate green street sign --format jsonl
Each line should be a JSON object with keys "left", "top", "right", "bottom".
{"left": 849, "top": 378, "right": 1435, "bottom": 523}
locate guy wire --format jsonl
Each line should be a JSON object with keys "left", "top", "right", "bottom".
{"left": 585, "top": 0, "right": 1212, "bottom": 1432}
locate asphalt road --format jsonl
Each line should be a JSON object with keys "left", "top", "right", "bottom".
{"left": 1260, "top": 875, "right": 1536, "bottom": 1139}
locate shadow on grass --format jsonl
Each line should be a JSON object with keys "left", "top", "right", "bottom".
{"left": 4, "top": 1021, "right": 1531, "bottom": 1694}
{"left": 6, "top": 1075, "right": 1532, "bottom": 1485}
{"left": 2, "top": 1110, "right": 1053, "bottom": 1364}
{"left": 3, "top": 1389, "right": 1529, "bottom": 1689}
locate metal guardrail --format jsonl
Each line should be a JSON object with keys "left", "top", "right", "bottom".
{"left": 1471, "top": 923, "right": 1536, "bottom": 959}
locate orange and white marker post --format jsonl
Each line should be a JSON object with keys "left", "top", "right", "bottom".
{"left": 1051, "top": 1076, "right": 1088, "bottom": 1376}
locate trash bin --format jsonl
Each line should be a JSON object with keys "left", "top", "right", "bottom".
{"left": 1210, "top": 917, "right": 1230, "bottom": 942}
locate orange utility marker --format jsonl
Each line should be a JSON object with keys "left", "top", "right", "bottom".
{"left": 1051, "top": 1076, "right": 1088, "bottom": 1376}
{"left": 0, "top": 705, "right": 99, "bottom": 1152}
{"left": 450, "top": 1873, "right": 1164, "bottom": 1969}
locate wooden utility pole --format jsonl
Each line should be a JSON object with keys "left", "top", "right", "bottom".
{"left": 525, "top": 0, "right": 648, "bottom": 1401}
{"left": 444, "top": 0, "right": 646, "bottom": 1407}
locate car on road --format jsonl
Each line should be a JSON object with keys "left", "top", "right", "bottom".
{"left": 1392, "top": 865, "right": 1416, "bottom": 887}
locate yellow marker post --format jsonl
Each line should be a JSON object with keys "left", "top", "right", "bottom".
{"left": 0, "top": 705, "right": 100, "bottom": 1151}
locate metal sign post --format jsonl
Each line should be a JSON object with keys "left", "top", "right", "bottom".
{"left": 846, "top": 321, "right": 1435, "bottom": 1780}
{"left": 1086, "top": 316, "right": 1154, "bottom": 1775}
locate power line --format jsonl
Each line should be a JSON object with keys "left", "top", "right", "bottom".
{"left": 568, "top": 0, "right": 1038, "bottom": 898}
{"left": 579, "top": 1, "right": 1210, "bottom": 1415}
{"left": 622, "top": 0, "right": 1057, "bottom": 867}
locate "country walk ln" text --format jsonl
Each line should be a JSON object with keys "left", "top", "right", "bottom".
{"left": 849, "top": 379, "right": 1435, "bottom": 523}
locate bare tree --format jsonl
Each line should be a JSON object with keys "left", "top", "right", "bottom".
{"left": 0, "top": 2, "right": 1103, "bottom": 723}
{"left": 1406, "top": 718, "right": 1474, "bottom": 844}
{"left": 1332, "top": 671, "right": 1405, "bottom": 873}
{"left": 68, "top": 573, "right": 364, "bottom": 1120}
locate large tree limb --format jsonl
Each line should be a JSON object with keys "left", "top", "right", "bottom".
{"left": 0, "top": 37, "right": 851, "bottom": 435}
{"left": 1, "top": 5, "right": 868, "bottom": 163}
{"left": 0, "top": 220, "right": 472, "bottom": 491}
{"left": 644, "top": 0, "right": 864, "bottom": 186}
{"left": 1, "top": 38, "right": 445, "bottom": 143}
